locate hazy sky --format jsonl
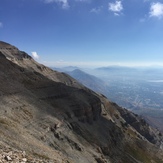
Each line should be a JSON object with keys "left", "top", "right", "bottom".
{"left": 1, "top": 0, "right": 163, "bottom": 67}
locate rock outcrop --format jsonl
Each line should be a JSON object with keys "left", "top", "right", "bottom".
{"left": 0, "top": 41, "right": 163, "bottom": 163}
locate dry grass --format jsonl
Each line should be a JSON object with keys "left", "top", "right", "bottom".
{"left": 125, "top": 144, "right": 163, "bottom": 163}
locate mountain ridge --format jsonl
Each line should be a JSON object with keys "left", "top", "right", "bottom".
{"left": 0, "top": 41, "right": 163, "bottom": 163}
{"left": 66, "top": 68, "right": 109, "bottom": 95}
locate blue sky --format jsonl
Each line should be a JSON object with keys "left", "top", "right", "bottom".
{"left": 1, "top": 0, "right": 163, "bottom": 67}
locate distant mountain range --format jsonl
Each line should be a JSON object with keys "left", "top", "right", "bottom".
{"left": 0, "top": 41, "right": 163, "bottom": 163}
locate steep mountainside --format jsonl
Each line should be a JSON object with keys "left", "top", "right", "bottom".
{"left": 0, "top": 41, "right": 163, "bottom": 163}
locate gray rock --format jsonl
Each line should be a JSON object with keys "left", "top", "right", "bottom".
{"left": 5, "top": 155, "right": 12, "bottom": 161}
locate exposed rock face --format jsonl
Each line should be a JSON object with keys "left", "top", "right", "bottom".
{"left": 0, "top": 41, "right": 163, "bottom": 163}
{"left": 0, "top": 41, "right": 31, "bottom": 60}
{"left": 113, "top": 102, "right": 163, "bottom": 145}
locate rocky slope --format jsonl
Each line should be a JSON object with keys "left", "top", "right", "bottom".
{"left": 0, "top": 41, "right": 163, "bottom": 163}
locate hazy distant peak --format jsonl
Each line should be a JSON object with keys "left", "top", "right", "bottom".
{"left": 72, "top": 68, "right": 85, "bottom": 73}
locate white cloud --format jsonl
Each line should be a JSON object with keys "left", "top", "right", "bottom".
{"left": 0, "top": 22, "right": 3, "bottom": 28}
{"left": 44, "top": 0, "right": 69, "bottom": 9}
{"left": 108, "top": 1, "right": 123, "bottom": 15}
{"left": 90, "top": 6, "right": 103, "bottom": 14}
{"left": 149, "top": 2, "right": 163, "bottom": 18}
{"left": 31, "top": 52, "right": 39, "bottom": 59}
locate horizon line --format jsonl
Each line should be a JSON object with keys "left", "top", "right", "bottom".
{"left": 40, "top": 60, "right": 163, "bottom": 69}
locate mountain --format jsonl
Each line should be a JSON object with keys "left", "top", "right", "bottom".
{"left": 66, "top": 69, "right": 110, "bottom": 96}
{"left": 94, "top": 66, "right": 163, "bottom": 82}
{"left": 0, "top": 41, "right": 163, "bottom": 163}
{"left": 52, "top": 66, "right": 79, "bottom": 73}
